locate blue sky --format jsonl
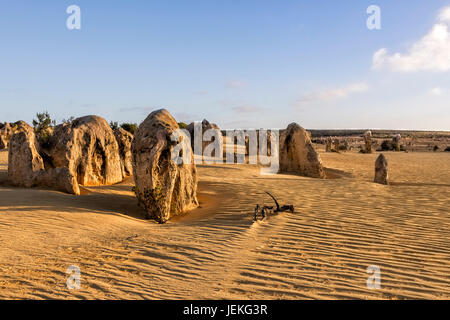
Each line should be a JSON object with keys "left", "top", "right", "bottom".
{"left": 0, "top": 0, "right": 449, "bottom": 130}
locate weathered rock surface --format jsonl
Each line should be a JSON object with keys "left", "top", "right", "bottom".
{"left": 0, "top": 123, "right": 13, "bottom": 149}
{"left": 8, "top": 129, "right": 44, "bottom": 187}
{"left": 279, "top": 123, "right": 326, "bottom": 179}
{"left": 374, "top": 153, "right": 388, "bottom": 185}
{"left": 46, "top": 115, "right": 123, "bottom": 186}
{"left": 114, "top": 128, "right": 133, "bottom": 178}
{"left": 1, "top": 121, "right": 32, "bottom": 149}
{"left": 7, "top": 129, "right": 79, "bottom": 194}
{"left": 132, "top": 109, "right": 199, "bottom": 223}
{"left": 37, "top": 167, "right": 80, "bottom": 194}
{"left": 12, "top": 120, "right": 33, "bottom": 133}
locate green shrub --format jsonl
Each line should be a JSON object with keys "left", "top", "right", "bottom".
{"left": 380, "top": 140, "right": 393, "bottom": 151}
{"left": 62, "top": 116, "right": 75, "bottom": 125}
{"left": 109, "top": 121, "right": 119, "bottom": 131}
{"left": 33, "top": 111, "right": 54, "bottom": 133}
{"left": 33, "top": 111, "right": 55, "bottom": 147}
{"left": 120, "top": 123, "right": 137, "bottom": 135}
{"left": 178, "top": 122, "right": 188, "bottom": 129}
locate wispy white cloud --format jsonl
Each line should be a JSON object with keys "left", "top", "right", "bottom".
{"left": 372, "top": 6, "right": 450, "bottom": 72}
{"left": 439, "top": 6, "right": 450, "bottom": 22}
{"left": 173, "top": 112, "right": 198, "bottom": 123}
{"left": 297, "top": 82, "right": 368, "bottom": 103}
{"left": 119, "top": 106, "right": 155, "bottom": 114}
{"left": 428, "top": 87, "right": 444, "bottom": 96}
{"left": 226, "top": 80, "right": 246, "bottom": 89}
{"left": 232, "top": 105, "right": 263, "bottom": 113}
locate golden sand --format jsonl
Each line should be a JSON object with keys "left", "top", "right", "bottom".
{"left": 0, "top": 149, "right": 449, "bottom": 299}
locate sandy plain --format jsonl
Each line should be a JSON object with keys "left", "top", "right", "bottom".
{"left": 0, "top": 148, "right": 449, "bottom": 299}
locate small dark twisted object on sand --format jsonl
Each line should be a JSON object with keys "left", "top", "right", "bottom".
{"left": 253, "top": 191, "right": 294, "bottom": 221}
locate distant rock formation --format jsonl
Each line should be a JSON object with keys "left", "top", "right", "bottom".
{"left": 363, "top": 130, "right": 373, "bottom": 153}
{"left": 343, "top": 139, "right": 350, "bottom": 151}
{"left": 392, "top": 134, "right": 402, "bottom": 151}
{"left": 374, "top": 153, "right": 388, "bottom": 185}
{"left": 132, "top": 109, "right": 198, "bottom": 223}
{"left": 333, "top": 138, "right": 340, "bottom": 153}
{"left": 325, "top": 137, "right": 332, "bottom": 152}
{"left": 250, "top": 130, "right": 273, "bottom": 157}
{"left": 279, "top": 123, "right": 326, "bottom": 179}
{"left": 114, "top": 128, "right": 133, "bottom": 178}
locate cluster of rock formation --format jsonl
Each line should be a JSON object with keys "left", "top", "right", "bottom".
{"left": 6, "top": 108, "right": 396, "bottom": 223}
{"left": 7, "top": 115, "right": 126, "bottom": 195}
{"left": 279, "top": 123, "right": 326, "bottom": 179}
{"left": 5, "top": 111, "right": 199, "bottom": 223}
{"left": 324, "top": 137, "right": 349, "bottom": 153}
{"left": 132, "top": 109, "right": 198, "bottom": 223}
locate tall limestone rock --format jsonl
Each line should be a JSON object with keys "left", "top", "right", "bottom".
{"left": 279, "top": 123, "right": 326, "bottom": 179}
{"left": 374, "top": 153, "right": 388, "bottom": 185}
{"left": 132, "top": 109, "right": 199, "bottom": 223}
{"left": 363, "top": 130, "right": 373, "bottom": 154}
{"left": 46, "top": 116, "right": 123, "bottom": 186}
{"left": 8, "top": 128, "right": 79, "bottom": 194}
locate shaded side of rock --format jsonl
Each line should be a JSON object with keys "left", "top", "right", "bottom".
{"left": 36, "top": 167, "right": 81, "bottom": 195}
{"left": 114, "top": 128, "right": 133, "bottom": 178}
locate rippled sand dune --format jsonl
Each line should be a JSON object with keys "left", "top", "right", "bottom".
{"left": 0, "top": 149, "right": 449, "bottom": 299}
